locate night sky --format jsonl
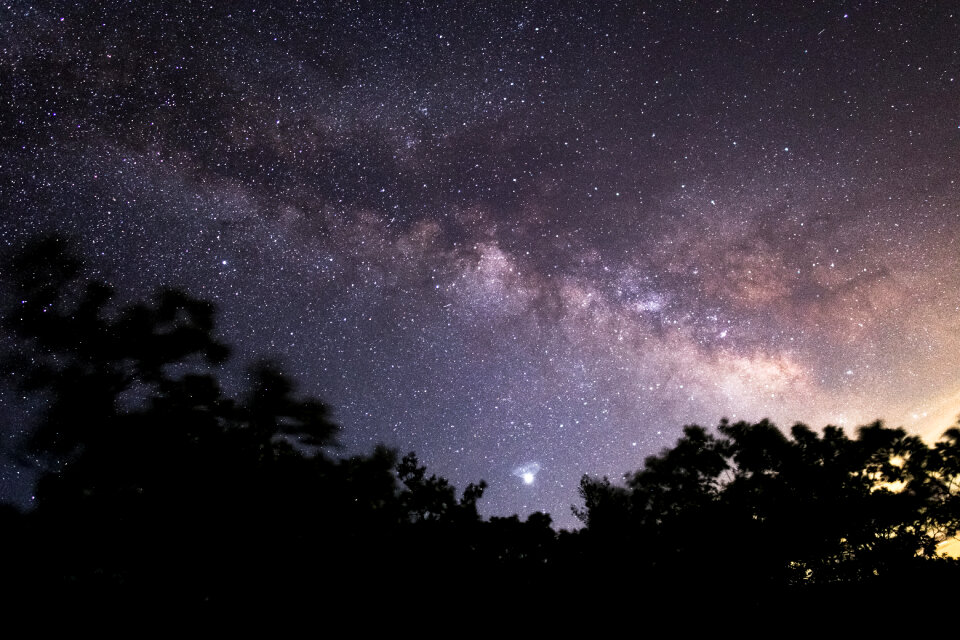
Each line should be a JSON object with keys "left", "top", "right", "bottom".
{"left": 2, "top": 1, "right": 959, "bottom": 528}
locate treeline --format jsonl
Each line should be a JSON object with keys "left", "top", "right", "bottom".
{"left": 2, "top": 237, "right": 959, "bottom": 613}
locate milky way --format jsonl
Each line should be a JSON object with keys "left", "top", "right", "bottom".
{"left": 2, "top": 1, "right": 959, "bottom": 527}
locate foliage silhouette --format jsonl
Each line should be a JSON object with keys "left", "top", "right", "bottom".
{"left": 3, "top": 235, "right": 960, "bottom": 615}
{"left": 573, "top": 417, "right": 960, "bottom": 608}
{"left": 0, "top": 236, "right": 523, "bottom": 610}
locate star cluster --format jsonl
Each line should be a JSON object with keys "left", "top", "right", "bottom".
{"left": 2, "top": 1, "right": 959, "bottom": 527}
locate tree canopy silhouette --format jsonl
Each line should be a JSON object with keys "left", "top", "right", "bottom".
{"left": 0, "top": 236, "right": 513, "bottom": 609}
{"left": 573, "top": 417, "right": 960, "bottom": 606}
{"left": 3, "top": 235, "right": 960, "bottom": 616}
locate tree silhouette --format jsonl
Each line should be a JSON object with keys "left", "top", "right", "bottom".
{"left": 5, "top": 235, "right": 960, "bottom": 614}
{"left": 0, "top": 236, "right": 501, "bottom": 609}
{"left": 572, "top": 417, "right": 960, "bottom": 607}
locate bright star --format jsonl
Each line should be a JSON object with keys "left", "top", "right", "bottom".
{"left": 513, "top": 462, "right": 541, "bottom": 485}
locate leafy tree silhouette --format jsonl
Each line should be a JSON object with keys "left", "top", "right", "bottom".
{"left": 0, "top": 236, "right": 504, "bottom": 609}
{"left": 573, "top": 417, "right": 960, "bottom": 609}
{"left": 9, "top": 234, "right": 958, "bottom": 616}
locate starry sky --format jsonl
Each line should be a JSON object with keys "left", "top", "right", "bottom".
{"left": 2, "top": 1, "right": 960, "bottom": 528}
